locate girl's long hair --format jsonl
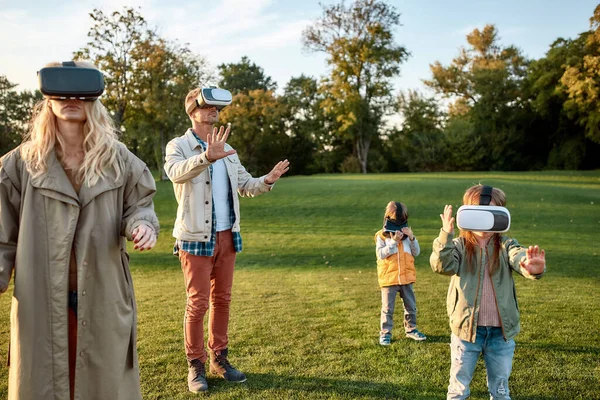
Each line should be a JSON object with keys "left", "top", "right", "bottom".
{"left": 459, "top": 185, "right": 507, "bottom": 274}
{"left": 20, "top": 61, "right": 121, "bottom": 187}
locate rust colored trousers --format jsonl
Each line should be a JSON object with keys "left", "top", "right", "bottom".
{"left": 179, "top": 230, "right": 236, "bottom": 363}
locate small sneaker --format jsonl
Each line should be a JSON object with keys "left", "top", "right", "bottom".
{"left": 405, "top": 329, "right": 427, "bottom": 341}
{"left": 210, "top": 348, "right": 247, "bottom": 383}
{"left": 379, "top": 333, "right": 391, "bottom": 346}
{"left": 187, "top": 359, "right": 208, "bottom": 393}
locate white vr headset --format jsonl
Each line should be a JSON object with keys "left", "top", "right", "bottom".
{"left": 187, "top": 86, "right": 232, "bottom": 114}
{"left": 456, "top": 186, "right": 511, "bottom": 232}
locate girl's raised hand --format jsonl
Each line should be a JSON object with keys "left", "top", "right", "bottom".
{"left": 401, "top": 227, "right": 414, "bottom": 241}
{"left": 519, "top": 245, "right": 546, "bottom": 275}
{"left": 440, "top": 205, "right": 455, "bottom": 234}
{"left": 392, "top": 230, "right": 404, "bottom": 243}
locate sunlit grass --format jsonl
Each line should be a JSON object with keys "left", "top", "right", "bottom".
{"left": 0, "top": 170, "right": 598, "bottom": 399}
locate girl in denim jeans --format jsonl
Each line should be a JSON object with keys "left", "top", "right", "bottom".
{"left": 430, "top": 185, "right": 546, "bottom": 399}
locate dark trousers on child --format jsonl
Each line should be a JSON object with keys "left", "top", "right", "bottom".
{"left": 380, "top": 283, "right": 417, "bottom": 334}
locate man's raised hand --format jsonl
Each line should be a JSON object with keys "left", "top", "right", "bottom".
{"left": 264, "top": 160, "right": 290, "bottom": 185}
{"left": 206, "top": 124, "right": 236, "bottom": 162}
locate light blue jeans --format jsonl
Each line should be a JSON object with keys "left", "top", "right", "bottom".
{"left": 448, "top": 326, "right": 515, "bottom": 400}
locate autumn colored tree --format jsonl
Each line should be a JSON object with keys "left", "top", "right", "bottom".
{"left": 219, "top": 89, "right": 290, "bottom": 175}
{"left": 302, "top": 0, "right": 409, "bottom": 173}
{"left": 75, "top": 7, "right": 211, "bottom": 167}
{"left": 425, "top": 25, "right": 531, "bottom": 170}
{"left": 74, "top": 7, "right": 149, "bottom": 130}
{"left": 561, "top": 4, "right": 600, "bottom": 144}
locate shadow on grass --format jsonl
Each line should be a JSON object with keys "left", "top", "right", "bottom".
{"left": 204, "top": 373, "right": 447, "bottom": 399}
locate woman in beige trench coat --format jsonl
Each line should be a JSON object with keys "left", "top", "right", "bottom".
{"left": 0, "top": 61, "right": 159, "bottom": 400}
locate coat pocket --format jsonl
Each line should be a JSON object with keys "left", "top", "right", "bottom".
{"left": 120, "top": 249, "right": 137, "bottom": 369}
{"left": 447, "top": 288, "right": 459, "bottom": 318}
{"left": 120, "top": 250, "right": 133, "bottom": 303}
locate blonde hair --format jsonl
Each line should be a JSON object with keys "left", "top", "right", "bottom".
{"left": 20, "top": 61, "right": 122, "bottom": 187}
{"left": 459, "top": 184, "right": 507, "bottom": 274}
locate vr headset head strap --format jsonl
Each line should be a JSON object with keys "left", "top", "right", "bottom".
{"left": 479, "top": 185, "right": 493, "bottom": 206}
{"left": 62, "top": 61, "right": 76, "bottom": 67}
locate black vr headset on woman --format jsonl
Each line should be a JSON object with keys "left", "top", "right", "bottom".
{"left": 37, "top": 61, "right": 105, "bottom": 100}
{"left": 456, "top": 185, "right": 511, "bottom": 232}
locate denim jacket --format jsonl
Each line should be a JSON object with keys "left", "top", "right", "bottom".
{"left": 430, "top": 229, "right": 545, "bottom": 343}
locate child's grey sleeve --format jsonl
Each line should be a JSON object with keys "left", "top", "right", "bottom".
{"left": 376, "top": 236, "right": 399, "bottom": 260}
{"left": 410, "top": 238, "right": 420, "bottom": 257}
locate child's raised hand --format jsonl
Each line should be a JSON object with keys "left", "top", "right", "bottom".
{"left": 392, "top": 230, "right": 404, "bottom": 243}
{"left": 440, "top": 205, "right": 455, "bottom": 234}
{"left": 520, "top": 245, "right": 546, "bottom": 275}
{"left": 401, "top": 227, "right": 414, "bottom": 241}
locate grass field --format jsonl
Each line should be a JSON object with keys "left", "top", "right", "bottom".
{"left": 1, "top": 171, "right": 599, "bottom": 399}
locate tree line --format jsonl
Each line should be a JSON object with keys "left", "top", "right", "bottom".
{"left": 1, "top": 1, "right": 599, "bottom": 175}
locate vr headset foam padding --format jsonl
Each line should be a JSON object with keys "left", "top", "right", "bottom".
{"left": 38, "top": 61, "right": 105, "bottom": 100}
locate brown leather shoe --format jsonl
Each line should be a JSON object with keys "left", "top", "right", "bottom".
{"left": 209, "top": 349, "right": 247, "bottom": 383}
{"left": 188, "top": 359, "right": 208, "bottom": 393}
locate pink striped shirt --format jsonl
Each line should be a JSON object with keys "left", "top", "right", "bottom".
{"left": 478, "top": 261, "right": 501, "bottom": 327}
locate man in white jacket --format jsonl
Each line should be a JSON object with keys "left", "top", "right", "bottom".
{"left": 164, "top": 87, "right": 289, "bottom": 393}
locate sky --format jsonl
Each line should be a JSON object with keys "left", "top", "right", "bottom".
{"left": 1, "top": 0, "right": 597, "bottom": 98}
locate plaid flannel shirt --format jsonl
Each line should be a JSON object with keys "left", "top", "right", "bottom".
{"left": 174, "top": 132, "right": 243, "bottom": 256}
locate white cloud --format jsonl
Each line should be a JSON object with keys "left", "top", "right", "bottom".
{"left": 0, "top": 5, "right": 91, "bottom": 90}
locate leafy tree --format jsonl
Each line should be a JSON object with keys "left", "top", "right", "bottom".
{"left": 74, "top": 7, "right": 149, "bottom": 130}
{"left": 425, "top": 25, "right": 531, "bottom": 170}
{"left": 281, "top": 75, "right": 332, "bottom": 174}
{"left": 127, "top": 36, "right": 210, "bottom": 169}
{"left": 75, "top": 7, "right": 213, "bottom": 168}
{"left": 302, "top": 0, "right": 409, "bottom": 173}
{"left": 218, "top": 56, "right": 277, "bottom": 95}
{"left": 0, "top": 76, "right": 41, "bottom": 155}
{"left": 525, "top": 34, "right": 592, "bottom": 169}
{"left": 561, "top": 4, "right": 600, "bottom": 144}
{"left": 388, "top": 90, "right": 447, "bottom": 171}
{"left": 219, "top": 89, "right": 290, "bottom": 175}
{"left": 443, "top": 117, "right": 484, "bottom": 171}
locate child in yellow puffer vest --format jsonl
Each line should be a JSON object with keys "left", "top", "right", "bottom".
{"left": 375, "top": 201, "right": 427, "bottom": 345}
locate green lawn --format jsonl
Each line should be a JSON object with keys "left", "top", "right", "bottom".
{"left": 1, "top": 171, "right": 599, "bottom": 399}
